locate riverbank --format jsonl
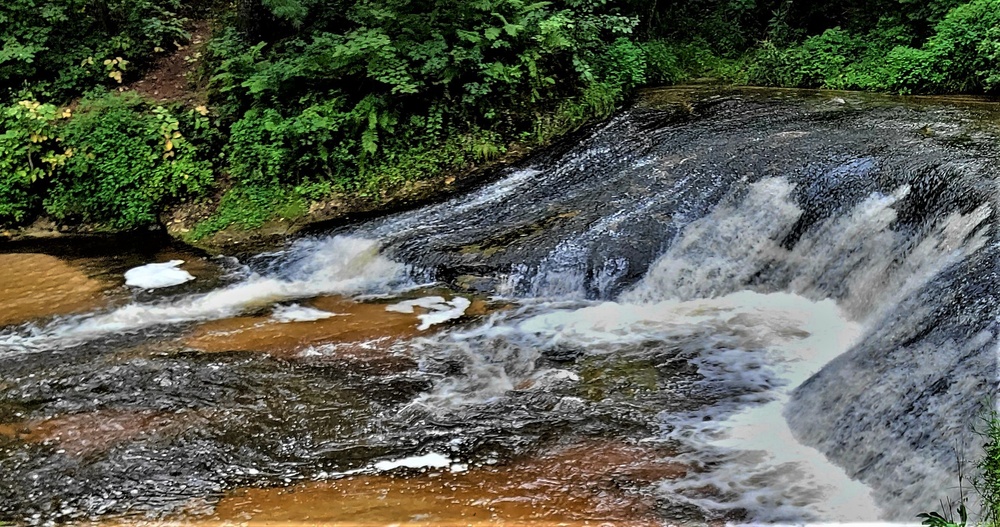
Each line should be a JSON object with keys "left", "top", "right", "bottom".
{"left": 11, "top": 84, "right": 1000, "bottom": 256}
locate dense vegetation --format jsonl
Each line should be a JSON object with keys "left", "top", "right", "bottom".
{"left": 4, "top": 0, "right": 1000, "bottom": 237}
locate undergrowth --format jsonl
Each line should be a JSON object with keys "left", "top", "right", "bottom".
{"left": 919, "top": 406, "right": 1000, "bottom": 527}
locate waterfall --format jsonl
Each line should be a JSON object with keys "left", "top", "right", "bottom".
{"left": 3, "top": 89, "right": 997, "bottom": 523}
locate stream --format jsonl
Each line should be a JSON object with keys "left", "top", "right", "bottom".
{"left": 0, "top": 87, "right": 997, "bottom": 525}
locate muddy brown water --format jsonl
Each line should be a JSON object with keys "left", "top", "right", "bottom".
{"left": 89, "top": 442, "right": 683, "bottom": 527}
{"left": 204, "top": 441, "right": 682, "bottom": 527}
{"left": 0, "top": 254, "right": 110, "bottom": 326}
{"left": 187, "top": 297, "right": 429, "bottom": 357}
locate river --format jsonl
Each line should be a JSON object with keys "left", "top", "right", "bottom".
{"left": 0, "top": 87, "right": 997, "bottom": 525}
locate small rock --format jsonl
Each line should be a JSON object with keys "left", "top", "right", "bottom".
{"left": 454, "top": 274, "right": 497, "bottom": 293}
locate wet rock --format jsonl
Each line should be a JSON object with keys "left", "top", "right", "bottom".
{"left": 540, "top": 344, "right": 583, "bottom": 363}
{"left": 453, "top": 274, "right": 498, "bottom": 293}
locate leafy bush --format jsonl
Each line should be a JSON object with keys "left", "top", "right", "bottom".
{"left": 736, "top": 0, "right": 1000, "bottom": 94}
{"left": 794, "top": 28, "right": 865, "bottom": 87}
{"left": 180, "top": 0, "right": 650, "bottom": 234}
{"left": 0, "top": 0, "right": 191, "bottom": 100}
{"left": 640, "top": 41, "right": 683, "bottom": 84}
{"left": 922, "top": 0, "right": 1000, "bottom": 92}
{"left": 13, "top": 0, "right": 1000, "bottom": 234}
{"left": 42, "top": 93, "right": 213, "bottom": 229}
{"left": 746, "top": 40, "right": 804, "bottom": 87}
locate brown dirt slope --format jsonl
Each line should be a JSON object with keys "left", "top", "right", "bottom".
{"left": 124, "top": 20, "right": 211, "bottom": 106}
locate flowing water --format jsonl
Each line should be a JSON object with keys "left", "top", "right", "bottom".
{"left": 1, "top": 87, "right": 998, "bottom": 525}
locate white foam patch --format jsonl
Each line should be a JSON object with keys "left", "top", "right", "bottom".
{"left": 521, "top": 292, "right": 878, "bottom": 522}
{"left": 387, "top": 296, "right": 472, "bottom": 331}
{"left": 297, "top": 337, "right": 397, "bottom": 358}
{"left": 271, "top": 304, "right": 340, "bottom": 323}
{"left": 622, "top": 178, "right": 990, "bottom": 323}
{"left": 373, "top": 452, "right": 452, "bottom": 471}
{"left": 1, "top": 236, "right": 409, "bottom": 352}
{"left": 124, "top": 260, "right": 194, "bottom": 289}
{"left": 409, "top": 291, "right": 881, "bottom": 522}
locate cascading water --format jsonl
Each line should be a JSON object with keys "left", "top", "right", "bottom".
{"left": 0, "top": 87, "right": 997, "bottom": 524}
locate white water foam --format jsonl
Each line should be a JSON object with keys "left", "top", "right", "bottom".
{"left": 622, "top": 178, "right": 990, "bottom": 323}
{"left": 373, "top": 452, "right": 452, "bottom": 472}
{"left": 0, "top": 236, "right": 409, "bottom": 352}
{"left": 271, "top": 304, "right": 340, "bottom": 323}
{"left": 386, "top": 296, "right": 472, "bottom": 331}
{"left": 124, "top": 260, "right": 195, "bottom": 289}
{"left": 408, "top": 291, "right": 880, "bottom": 521}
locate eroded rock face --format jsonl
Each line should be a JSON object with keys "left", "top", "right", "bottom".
{"left": 0, "top": 253, "right": 108, "bottom": 326}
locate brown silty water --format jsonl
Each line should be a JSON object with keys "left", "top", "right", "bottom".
{"left": 0, "top": 254, "right": 110, "bottom": 326}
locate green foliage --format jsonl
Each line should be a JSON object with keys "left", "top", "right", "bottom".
{"left": 189, "top": 184, "right": 306, "bottom": 239}
{"left": 0, "top": 100, "right": 67, "bottom": 224}
{"left": 640, "top": 41, "right": 682, "bottom": 84}
{"left": 977, "top": 409, "right": 1000, "bottom": 525}
{"left": 918, "top": 508, "right": 968, "bottom": 527}
{"left": 42, "top": 93, "right": 213, "bottom": 228}
{"left": 919, "top": 405, "right": 1000, "bottom": 527}
{"left": 641, "top": 0, "right": 1000, "bottom": 96}
{"left": 0, "top": 0, "right": 191, "bottom": 100}
{"left": 796, "top": 28, "right": 865, "bottom": 87}
{"left": 12, "top": 0, "right": 1000, "bottom": 233}
{"left": 923, "top": 0, "right": 1000, "bottom": 92}
{"left": 746, "top": 40, "right": 804, "bottom": 87}
{"left": 186, "top": 0, "right": 654, "bottom": 234}
{"left": 0, "top": 92, "right": 213, "bottom": 230}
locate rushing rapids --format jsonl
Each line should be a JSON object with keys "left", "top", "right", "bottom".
{"left": 0, "top": 87, "right": 997, "bottom": 524}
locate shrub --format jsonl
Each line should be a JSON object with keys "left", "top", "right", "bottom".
{"left": 747, "top": 40, "right": 804, "bottom": 87}
{"left": 43, "top": 93, "right": 213, "bottom": 229}
{"left": 923, "top": 0, "right": 1000, "bottom": 92}
{"left": 0, "top": 0, "right": 190, "bottom": 100}
{"left": 641, "top": 41, "right": 683, "bottom": 84}
{"left": 796, "top": 28, "right": 864, "bottom": 88}
{"left": 0, "top": 100, "right": 67, "bottom": 224}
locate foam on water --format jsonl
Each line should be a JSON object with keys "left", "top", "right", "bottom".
{"left": 0, "top": 236, "right": 409, "bottom": 353}
{"left": 407, "top": 291, "right": 879, "bottom": 521}
{"left": 401, "top": 176, "right": 995, "bottom": 522}
{"left": 621, "top": 178, "right": 991, "bottom": 323}
{"left": 1, "top": 97, "right": 994, "bottom": 524}
{"left": 526, "top": 293, "right": 880, "bottom": 523}
{"left": 386, "top": 296, "right": 472, "bottom": 331}
{"left": 271, "top": 304, "right": 340, "bottom": 323}
{"left": 373, "top": 452, "right": 453, "bottom": 472}
{"left": 124, "top": 260, "right": 195, "bottom": 289}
